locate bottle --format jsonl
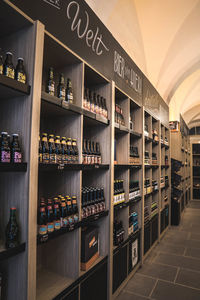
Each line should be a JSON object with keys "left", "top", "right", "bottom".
{"left": 15, "top": 58, "right": 26, "bottom": 84}
{"left": 0, "top": 55, "right": 3, "bottom": 75}
{"left": 61, "top": 137, "right": 67, "bottom": 164}
{"left": 0, "top": 132, "right": 11, "bottom": 163}
{"left": 47, "top": 199, "right": 54, "bottom": 233}
{"left": 66, "top": 138, "right": 73, "bottom": 163}
{"left": 60, "top": 200, "right": 68, "bottom": 227}
{"left": 53, "top": 198, "right": 61, "bottom": 230}
{"left": 4, "top": 52, "right": 15, "bottom": 79}
{"left": 72, "top": 139, "right": 78, "bottom": 163}
{"left": 93, "top": 93, "right": 99, "bottom": 114}
{"left": 55, "top": 136, "right": 62, "bottom": 164}
{"left": 66, "top": 78, "right": 73, "bottom": 103}
{"left": 90, "top": 141, "right": 95, "bottom": 165}
{"left": 5, "top": 208, "right": 20, "bottom": 248}
{"left": 82, "top": 139, "right": 87, "bottom": 164}
{"left": 72, "top": 196, "right": 78, "bottom": 215}
{"left": 41, "top": 133, "right": 49, "bottom": 164}
{"left": 38, "top": 136, "right": 42, "bottom": 163}
{"left": 47, "top": 67, "right": 55, "bottom": 96}
{"left": 90, "top": 91, "right": 95, "bottom": 113}
{"left": 96, "top": 142, "right": 101, "bottom": 164}
{"left": 93, "top": 142, "right": 98, "bottom": 164}
{"left": 103, "top": 98, "right": 108, "bottom": 119}
{"left": 86, "top": 88, "right": 91, "bottom": 111}
{"left": 97, "top": 95, "right": 102, "bottom": 115}
{"left": 66, "top": 197, "right": 73, "bottom": 225}
{"left": 87, "top": 140, "right": 92, "bottom": 164}
{"left": 83, "top": 88, "right": 88, "bottom": 109}
{"left": 48, "top": 134, "right": 56, "bottom": 164}
{"left": 38, "top": 199, "right": 48, "bottom": 237}
{"left": 11, "top": 134, "right": 22, "bottom": 163}
{"left": 57, "top": 73, "right": 66, "bottom": 100}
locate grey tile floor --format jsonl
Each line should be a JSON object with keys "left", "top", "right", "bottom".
{"left": 116, "top": 200, "right": 200, "bottom": 300}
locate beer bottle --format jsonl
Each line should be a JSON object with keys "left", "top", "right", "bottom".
{"left": 82, "top": 139, "right": 87, "bottom": 164}
{"left": 41, "top": 133, "right": 49, "bottom": 164}
{"left": 5, "top": 207, "right": 20, "bottom": 248}
{"left": 0, "top": 55, "right": 3, "bottom": 75}
{"left": 38, "top": 205, "right": 47, "bottom": 238}
{"left": 100, "top": 188, "right": 106, "bottom": 211}
{"left": 15, "top": 58, "right": 26, "bottom": 84}
{"left": 66, "top": 138, "right": 73, "bottom": 163}
{"left": 90, "top": 141, "right": 95, "bottom": 165}
{"left": 47, "top": 67, "right": 55, "bottom": 96}
{"left": 72, "top": 139, "right": 78, "bottom": 163}
{"left": 93, "top": 93, "right": 99, "bottom": 114}
{"left": 47, "top": 199, "right": 54, "bottom": 233}
{"left": 83, "top": 88, "right": 88, "bottom": 109}
{"left": 48, "top": 134, "right": 56, "bottom": 164}
{"left": 4, "top": 52, "right": 15, "bottom": 79}
{"left": 53, "top": 198, "right": 61, "bottom": 230}
{"left": 0, "top": 132, "right": 11, "bottom": 163}
{"left": 72, "top": 196, "right": 78, "bottom": 214}
{"left": 66, "top": 78, "right": 73, "bottom": 103}
{"left": 97, "top": 95, "right": 102, "bottom": 115}
{"left": 93, "top": 142, "right": 98, "bottom": 164}
{"left": 11, "top": 134, "right": 22, "bottom": 163}
{"left": 96, "top": 142, "right": 101, "bottom": 164}
{"left": 38, "top": 136, "right": 42, "bottom": 163}
{"left": 57, "top": 73, "right": 66, "bottom": 100}
{"left": 90, "top": 91, "right": 95, "bottom": 113}
{"left": 86, "top": 88, "right": 91, "bottom": 111}
{"left": 66, "top": 197, "right": 73, "bottom": 225}
{"left": 61, "top": 137, "right": 67, "bottom": 164}
{"left": 55, "top": 136, "right": 62, "bottom": 164}
{"left": 103, "top": 98, "right": 108, "bottom": 119}
{"left": 101, "top": 97, "right": 105, "bottom": 118}
{"left": 60, "top": 199, "right": 68, "bottom": 227}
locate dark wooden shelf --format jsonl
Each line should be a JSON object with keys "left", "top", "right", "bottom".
{"left": 80, "top": 210, "right": 109, "bottom": 225}
{"left": 0, "top": 74, "right": 31, "bottom": 99}
{"left": 83, "top": 109, "right": 109, "bottom": 125}
{"left": 128, "top": 196, "right": 142, "bottom": 205}
{"left": 144, "top": 192, "right": 152, "bottom": 197}
{"left": 114, "top": 202, "right": 127, "bottom": 211}
{"left": 115, "top": 123, "right": 129, "bottom": 133}
{"left": 39, "top": 163, "right": 109, "bottom": 171}
{"left": 0, "top": 162, "right": 27, "bottom": 172}
{"left": 152, "top": 165, "right": 159, "bottom": 169}
{"left": 114, "top": 164, "right": 142, "bottom": 169}
{"left": 0, "top": 242, "right": 26, "bottom": 262}
{"left": 130, "top": 130, "right": 142, "bottom": 138}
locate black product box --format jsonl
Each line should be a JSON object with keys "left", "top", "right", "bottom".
{"left": 81, "top": 226, "right": 98, "bottom": 263}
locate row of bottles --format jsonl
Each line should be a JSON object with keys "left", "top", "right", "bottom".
{"left": 0, "top": 51, "right": 26, "bottom": 83}
{"left": 113, "top": 220, "right": 125, "bottom": 246}
{"left": 83, "top": 88, "right": 108, "bottom": 119}
{"left": 0, "top": 132, "right": 22, "bottom": 163}
{"left": 46, "top": 68, "right": 73, "bottom": 103}
{"left": 113, "top": 180, "right": 125, "bottom": 206}
{"left": 82, "top": 186, "right": 106, "bottom": 219}
{"left": 128, "top": 212, "right": 138, "bottom": 235}
{"left": 38, "top": 195, "right": 79, "bottom": 240}
{"left": 152, "top": 129, "right": 159, "bottom": 141}
{"left": 39, "top": 133, "right": 78, "bottom": 164}
{"left": 129, "top": 146, "right": 139, "bottom": 164}
{"left": 129, "top": 181, "right": 140, "bottom": 200}
{"left": 82, "top": 139, "right": 101, "bottom": 165}
{"left": 151, "top": 200, "right": 158, "bottom": 218}
{"left": 115, "top": 104, "right": 125, "bottom": 126}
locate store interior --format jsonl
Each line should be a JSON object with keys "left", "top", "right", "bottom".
{"left": 0, "top": 1, "right": 200, "bottom": 300}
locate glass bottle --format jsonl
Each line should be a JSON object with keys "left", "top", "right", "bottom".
{"left": 97, "top": 95, "right": 102, "bottom": 115}
{"left": 60, "top": 200, "right": 68, "bottom": 227}
{"left": 103, "top": 98, "right": 108, "bottom": 119}
{"left": 90, "top": 141, "right": 95, "bottom": 165}
{"left": 53, "top": 198, "right": 61, "bottom": 230}
{"left": 90, "top": 91, "right": 95, "bottom": 113}
{"left": 48, "top": 134, "right": 56, "bottom": 164}
{"left": 96, "top": 142, "right": 101, "bottom": 164}
{"left": 46, "top": 67, "right": 55, "bottom": 96}
{"left": 93, "top": 142, "right": 98, "bottom": 164}
{"left": 4, "top": 52, "right": 15, "bottom": 79}
{"left": 41, "top": 133, "right": 49, "bottom": 164}
{"left": 15, "top": 58, "right": 26, "bottom": 84}
{"left": 86, "top": 88, "right": 91, "bottom": 111}
{"left": 82, "top": 139, "right": 87, "bottom": 164}
{"left": 11, "top": 134, "right": 22, "bottom": 163}
{"left": 57, "top": 73, "right": 66, "bottom": 100}
{"left": 55, "top": 136, "right": 62, "bottom": 164}
{"left": 83, "top": 88, "right": 88, "bottom": 109}
{"left": 66, "top": 78, "right": 73, "bottom": 103}
{"left": 61, "top": 137, "right": 67, "bottom": 164}
{"left": 87, "top": 140, "right": 92, "bottom": 164}
{"left": 72, "top": 139, "right": 78, "bottom": 163}
{"left": 0, "top": 132, "right": 11, "bottom": 163}
{"left": 93, "top": 92, "right": 99, "bottom": 114}
{"left": 47, "top": 199, "right": 54, "bottom": 233}
{"left": 66, "top": 138, "right": 73, "bottom": 163}
{"left": 0, "top": 55, "right": 3, "bottom": 75}
{"left": 38, "top": 136, "right": 42, "bottom": 163}
{"left": 5, "top": 207, "right": 20, "bottom": 248}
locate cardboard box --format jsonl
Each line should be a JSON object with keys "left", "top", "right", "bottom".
{"left": 81, "top": 226, "right": 99, "bottom": 264}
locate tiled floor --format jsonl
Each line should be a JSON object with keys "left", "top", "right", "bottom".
{"left": 116, "top": 200, "right": 200, "bottom": 300}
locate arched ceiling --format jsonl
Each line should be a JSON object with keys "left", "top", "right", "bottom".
{"left": 85, "top": 0, "right": 200, "bottom": 125}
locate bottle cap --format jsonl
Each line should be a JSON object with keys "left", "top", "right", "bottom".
{"left": 12, "top": 133, "right": 19, "bottom": 137}
{"left": 1, "top": 131, "right": 8, "bottom": 135}
{"left": 18, "top": 57, "right": 24, "bottom": 61}
{"left": 6, "top": 52, "right": 13, "bottom": 56}
{"left": 10, "top": 207, "right": 16, "bottom": 210}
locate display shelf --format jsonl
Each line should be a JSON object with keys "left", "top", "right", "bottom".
{"left": 80, "top": 210, "right": 109, "bottom": 226}
{"left": 0, "top": 74, "right": 31, "bottom": 99}
{"left": 114, "top": 202, "right": 127, "bottom": 211}
{"left": 0, "top": 242, "right": 26, "bottom": 262}
{"left": 128, "top": 196, "right": 142, "bottom": 206}
{"left": 79, "top": 255, "right": 106, "bottom": 278}
{"left": 39, "top": 163, "right": 109, "bottom": 171}
{"left": 145, "top": 136, "right": 152, "bottom": 143}
{"left": 114, "top": 164, "right": 142, "bottom": 169}
{"left": 0, "top": 162, "right": 27, "bottom": 172}
{"left": 115, "top": 124, "right": 129, "bottom": 133}
{"left": 129, "top": 131, "right": 142, "bottom": 138}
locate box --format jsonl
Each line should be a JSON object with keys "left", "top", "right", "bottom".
{"left": 81, "top": 226, "right": 99, "bottom": 270}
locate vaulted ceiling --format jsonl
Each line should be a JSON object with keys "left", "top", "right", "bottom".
{"left": 85, "top": 0, "right": 200, "bottom": 125}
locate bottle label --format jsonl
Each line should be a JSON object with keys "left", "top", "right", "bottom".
{"left": 42, "top": 153, "right": 49, "bottom": 163}
{"left": 87, "top": 101, "right": 91, "bottom": 111}
{"left": 14, "top": 152, "right": 22, "bottom": 163}
{"left": 91, "top": 156, "right": 95, "bottom": 164}
{"left": 47, "top": 84, "right": 55, "bottom": 96}
{"left": 5, "top": 66, "right": 15, "bottom": 79}
{"left": 58, "top": 88, "right": 66, "bottom": 100}
{"left": 1, "top": 151, "right": 10, "bottom": 163}
{"left": 0, "top": 64, "right": 3, "bottom": 75}
{"left": 83, "top": 99, "right": 87, "bottom": 109}
{"left": 61, "top": 217, "right": 68, "bottom": 227}
{"left": 16, "top": 72, "right": 26, "bottom": 84}
{"left": 68, "top": 216, "right": 73, "bottom": 225}
{"left": 74, "top": 214, "right": 79, "bottom": 223}
{"left": 50, "top": 153, "right": 56, "bottom": 164}
{"left": 54, "top": 220, "right": 61, "bottom": 230}
{"left": 39, "top": 225, "right": 47, "bottom": 235}
{"left": 39, "top": 153, "right": 42, "bottom": 163}
{"left": 90, "top": 103, "right": 95, "bottom": 113}
{"left": 94, "top": 156, "right": 98, "bottom": 164}
{"left": 47, "top": 222, "right": 54, "bottom": 233}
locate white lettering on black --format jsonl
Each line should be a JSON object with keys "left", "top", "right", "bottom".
{"left": 43, "top": 0, "right": 60, "bottom": 10}
{"left": 67, "top": 1, "right": 109, "bottom": 56}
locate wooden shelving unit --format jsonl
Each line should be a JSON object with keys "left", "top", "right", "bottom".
{"left": 0, "top": 2, "right": 171, "bottom": 300}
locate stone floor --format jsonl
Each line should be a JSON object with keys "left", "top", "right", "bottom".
{"left": 116, "top": 200, "right": 200, "bottom": 300}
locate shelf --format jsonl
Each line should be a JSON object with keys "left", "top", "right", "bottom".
{"left": 113, "top": 228, "right": 141, "bottom": 254}
{"left": 115, "top": 123, "right": 129, "bottom": 133}
{"left": 37, "top": 268, "right": 74, "bottom": 300}
{"left": 145, "top": 164, "right": 152, "bottom": 169}
{"left": 130, "top": 131, "right": 142, "bottom": 138}
{"left": 83, "top": 109, "right": 109, "bottom": 125}
{"left": 39, "top": 163, "right": 109, "bottom": 171}
{"left": 145, "top": 136, "right": 152, "bottom": 143}
{"left": 0, "top": 162, "right": 27, "bottom": 172}
{"left": 165, "top": 145, "right": 169, "bottom": 149}
{"left": 144, "top": 192, "right": 152, "bottom": 197}
{"left": 128, "top": 196, "right": 142, "bottom": 205}
{"left": 0, "top": 74, "right": 31, "bottom": 99}
{"left": 152, "top": 189, "right": 159, "bottom": 194}
{"left": 114, "top": 202, "right": 127, "bottom": 211}
{"left": 0, "top": 242, "right": 26, "bottom": 262}
{"left": 80, "top": 210, "right": 109, "bottom": 225}
{"left": 80, "top": 255, "right": 106, "bottom": 278}
{"left": 114, "top": 164, "right": 142, "bottom": 169}
{"left": 152, "top": 165, "right": 159, "bottom": 169}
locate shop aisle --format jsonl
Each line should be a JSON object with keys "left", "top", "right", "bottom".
{"left": 116, "top": 200, "right": 200, "bottom": 300}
